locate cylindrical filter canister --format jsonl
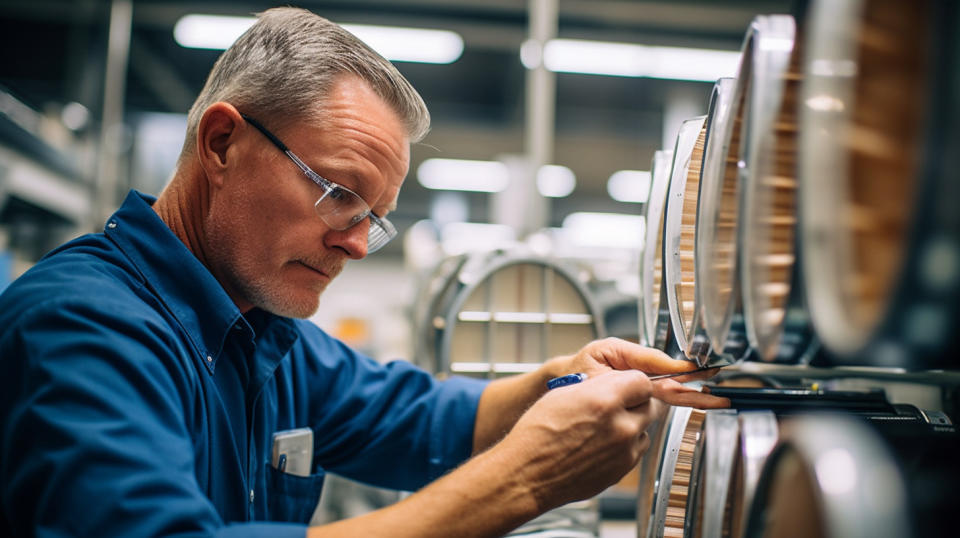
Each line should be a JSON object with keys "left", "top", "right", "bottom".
{"left": 697, "top": 16, "right": 799, "bottom": 363}
{"left": 641, "top": 149, "right": 674, "bottom": 348}
{"left": 800, "top": 0, "right": 960, "bottom": 369}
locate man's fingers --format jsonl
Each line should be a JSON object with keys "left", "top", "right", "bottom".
{"left": 622, "top": 394, "right": 666, "bottom": 435}
{"left": 589, "top": 338, "right": 707, "bottom": 377}
{"left": 573, "top": 369, "right": 654, "bottom": 410}
{"left": 607, "top": 370, "right": 654, "bottom": 409}
{"left": 585, "top": 338, "right": 674, "bottom": 371}
{"left": 619, "top": 346, "right": 680, "bottom": 373}
{"left": 652, "top": 379, "right": 731, "bottom": 409}
{"left": 637, "top": 430, "right": 651, "bottom": 454}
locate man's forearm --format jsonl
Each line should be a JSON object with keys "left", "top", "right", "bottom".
{"left": 470, "top": 357, "right": 567, "bottom": 454}
{"left": 307, "top": 444, "right": 539, "bottom": 538}
{"left": 306, "top": 360, "right": 568, "bottom": 538}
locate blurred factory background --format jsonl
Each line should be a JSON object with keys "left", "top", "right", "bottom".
{"left": 0, "top": 0, "right": 789, "bottom": 361}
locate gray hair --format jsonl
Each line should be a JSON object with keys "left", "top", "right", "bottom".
{"left": 180, "top": 7, "right": 430, "bottom": 158}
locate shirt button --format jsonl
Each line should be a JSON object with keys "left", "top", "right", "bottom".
{"left": 107, "top": 221, "right": 117, "bottom": 229}
{"left": 249, "top": 489, "right": 255, "bottom": 503}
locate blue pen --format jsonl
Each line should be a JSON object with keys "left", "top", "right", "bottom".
{"left": 547, "top": 366, "right": 717, "bottom": 390}
{"left": 547, "top": 372, "right": 588, "bottom": 390}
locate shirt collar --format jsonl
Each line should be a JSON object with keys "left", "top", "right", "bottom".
{"left": 104, "top": 191, "right": 269, "bottom": 373}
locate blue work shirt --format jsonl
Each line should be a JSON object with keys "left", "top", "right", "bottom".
{"left": 0, "top": 191, "right": 488, "bottom": 537}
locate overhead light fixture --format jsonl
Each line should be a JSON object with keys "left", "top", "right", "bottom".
{"left": 173, "top": 15, "right": 463, "bottom": 64}
{"left": 607, "top": 170, "right": 652, "bottom": 203}
{"left": 429, "top": 191, "right": 469, "bottom": 225}
{"left": 536, "top": 164, "right": 576, "bottom": 198}
{"left": 173, "top": 15, "right": 254, "bottom": 49}
{"left": 417, "top": 158, "right": 510, "bottom": 192}
{"left": 519, "top": 39, "right": 543, "bottom": 69}
{"left": 441, "top": 222, "right": 516, "bottom": 255}
{"left": 345, "top": 24, "right": 463, "bottom": 64}
{"left": 562, "top": 212, "right": 645, "bottom": 250}
{"left": 526, "top": 38, "right": 740, "bottom": 82}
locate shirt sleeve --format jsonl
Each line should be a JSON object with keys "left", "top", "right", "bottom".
{"left": 287, "top": 322, "right": 489, "bottom": 491}
{"left": 0, "top": 298, "right": 304, "bottom": 538}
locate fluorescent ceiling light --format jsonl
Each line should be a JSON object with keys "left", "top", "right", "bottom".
{"left": 562, "top": 212, "right": 645, "bottom": 250}
{"left": 345, "top": 24, "right": 463, "bottom": 64}
{"left": 535, "top": 38, "right": 740, "bottom": 82}
{"left": 441, "top": 222, "right": 516, "bottom": 255}
{"left": 536, "top": 164, "right": 576, "bottom": 198}
{"left": 418, "top": 158, "right": 510, "bottom": 192}
{"left": 174, "top": 15, "right": 463, "bottom": 64}
{"left": 520, "top": 39, "right": 543, "bottom": 69}
{"left": 429, "top": 191, "right": 469, "bottom": 224}
{"left": 607, "top": 170, "right": 652, "bottom": 203}
{"left": 174, "top": 15, "right": 254, "bottom": 49}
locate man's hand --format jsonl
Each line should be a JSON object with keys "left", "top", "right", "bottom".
{"left": 472, "top": 338, "right": 728, "bottom": 454}
{"left": 546, "top": 337, "right": 730, "bottom": 409}
{"left": 310, "top": 338, "right": 732, "bottom": 538}
{"left": 489, "top": 337, "right": 729, "bottom": 513}
{"left": 497, "top": 369, "right": 661, "bottom": 512}
{"left": 308, "top": 369, "right": 666, "bottom": 538}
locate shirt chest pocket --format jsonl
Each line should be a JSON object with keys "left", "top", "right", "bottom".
{"left": 267, "top": 466, "right": 326, "bottom": 523}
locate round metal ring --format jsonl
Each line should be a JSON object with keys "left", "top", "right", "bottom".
{"left": 800, "top": 0, "right": 960, "bottom": 368}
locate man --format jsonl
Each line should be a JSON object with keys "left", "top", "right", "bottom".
{"left": 0, "top": 7, "right": 726, "bottom": 537}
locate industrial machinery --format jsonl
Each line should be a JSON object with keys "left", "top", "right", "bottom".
{"left": 415, "top": 248, "right": 605, "bottom": 537}
{"left": 416, "top": 249, "right": 604, "bottom": 379}
{"left": 637, "top": 1, "right": 960, "bottom": 536}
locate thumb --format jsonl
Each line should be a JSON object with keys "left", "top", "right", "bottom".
{"left": 590, "top": 370, "right": 653, "bottom": 409}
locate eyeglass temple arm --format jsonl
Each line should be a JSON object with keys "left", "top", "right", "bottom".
{"left": 240, "top": 114, "right": 288, "bottom": 151}
{"left": 240, "top": 113, "right": 334, "bottom": 192}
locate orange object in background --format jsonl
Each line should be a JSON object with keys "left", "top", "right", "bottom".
{"left": 333, "top": 317, "right": 370, "bottom": 348}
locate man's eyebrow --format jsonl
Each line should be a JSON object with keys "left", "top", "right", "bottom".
{"left": 316, "top": 166, "right": 365, "bottom": 195}
{"left": 338, "top": 168, "right": 399, "bottom": 213}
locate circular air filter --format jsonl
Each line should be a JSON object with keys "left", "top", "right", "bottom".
{"left": 745, "top": 414, "right": 910, "bottom": 538}
{"left": 430, "top": 252, "right": 603, "bottom": 378}
{"left": 800, "top": 0, "right": 960, "bottom": 368}
{"left": 641, "top": 149, "right": 673, "bottom": 347}
{"left": 697, "top": 16, "right": 798, "bottom": 362}
{"left": 659, "top": 115, "right": 706, "bottom": 355}
{"left": 736, "top": 16, "right": 817, "bottom": 363}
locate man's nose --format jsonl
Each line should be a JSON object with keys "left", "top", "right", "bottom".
{"left": 324, "top": 218, "right": 369, "bottom": 259}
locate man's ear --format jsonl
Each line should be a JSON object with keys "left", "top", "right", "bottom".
{"left": 196, "top": 102, "right": 244, "bottom": 187}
